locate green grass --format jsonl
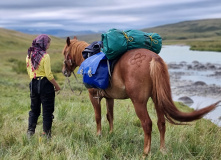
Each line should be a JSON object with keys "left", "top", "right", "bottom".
{"left": 1, "top": 68, "right": 221, "bottom": 159}
{"left": 0, "top": 25, "right": 221, "bottom": 159}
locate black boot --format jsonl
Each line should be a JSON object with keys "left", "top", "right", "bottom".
{"left": 27, "top": 130, "right": 35, "bottom": 139}
{"left": 41, "top": 130, "right": 51, "bottom": 139}
{"left": 27, "top": 122, "right": 37, "bottom": 138}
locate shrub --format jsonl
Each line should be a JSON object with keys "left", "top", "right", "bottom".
{"left": 8, "top": 58, "right": 18, "bottom": 63}
{"left": 12, "top": 60, "right": 26, "bottom": 74}
{"left": 51, "top": 61, "right": 63, "bottom": 73}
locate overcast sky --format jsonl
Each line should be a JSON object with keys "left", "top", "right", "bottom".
{"left": 0, "top": 0, "right": 221, "bottom": 32}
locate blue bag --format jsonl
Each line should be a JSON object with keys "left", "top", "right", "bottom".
{"left": 77, "top": 52, "right": 110, "bottom": 89}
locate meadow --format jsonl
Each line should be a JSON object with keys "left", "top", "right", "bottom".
{"left": 0, "top": 29, "right": 221, "bottom": 160}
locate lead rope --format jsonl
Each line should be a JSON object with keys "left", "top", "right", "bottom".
{"left": 67, "top": 77, "right": 83, "bottom": 96}
{"left": 66, "top": 71, "right": 83, "bottom": 96}
{"left": 59, "top": 72, "right": 83, "bottom": 96}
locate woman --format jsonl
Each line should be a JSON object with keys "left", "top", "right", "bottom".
{"left": 26, "top": 34, "right": 60, "bottom": 138}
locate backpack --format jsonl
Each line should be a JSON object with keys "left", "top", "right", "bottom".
{"left": 82, "top": 41, "right": 103, "bottom": 59}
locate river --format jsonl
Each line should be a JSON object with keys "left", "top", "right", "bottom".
{"left": 160, "top": 45, "right": 221, "bottom": 64}
{"left": 159, "top": 45, "right": 221, "bottom": 126}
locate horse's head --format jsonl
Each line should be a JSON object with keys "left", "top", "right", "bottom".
{"left": 62, "top": 36, "right": 78, "bottom": 77}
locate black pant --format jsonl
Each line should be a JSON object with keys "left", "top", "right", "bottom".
{"left": 28, "top": 77, "right": 55, "bottom": 134}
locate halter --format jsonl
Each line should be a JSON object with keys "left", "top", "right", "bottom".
{"left": 63, "top": 56, "right": 74, "bottom": 68}
{"left": 63, "top": 46, "right": 76, "bottom": 73}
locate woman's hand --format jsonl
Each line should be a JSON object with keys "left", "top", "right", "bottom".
{"left": 49, "top": 78, "right": 61, "bottom": 92}
{"left": 54, "top": 85, "right": 61, "bottom": 92}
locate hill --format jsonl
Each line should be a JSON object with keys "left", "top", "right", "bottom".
{"left": 142, "top": 18, "right": 221, "bottom": 51}
{"left": 0, "top": 28, "right": 35, "bottom": 53}
{"left": 142, "top": 18, "right": 221, "bottom": 40}
{"left": 0, "top": 28, "right": 65, "bottom": 56}
{"left": 15, "top": 28, "right": 99, "bottom": 38}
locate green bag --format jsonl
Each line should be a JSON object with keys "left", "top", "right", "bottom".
{"left": 101, "top": 28, "right": 162, "bottom": 60}
{"left": 101, "top": 28, "right": 127, "bottom": 60}
{"left": 126, "top": 30, "right": 162, "bottom": 54}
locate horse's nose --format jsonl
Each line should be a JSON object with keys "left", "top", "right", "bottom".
{"left": 63, "top": 70, "right": 68, "bottom": 77}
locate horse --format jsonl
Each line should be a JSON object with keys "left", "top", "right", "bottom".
{"left": 62, "top": 36, "right": 220, "bottom": 156}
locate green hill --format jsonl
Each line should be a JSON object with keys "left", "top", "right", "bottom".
{"left": 142, "top": 18, "right": 221, "bottom": 51}
{"left": 0, "top": 28, "right": 65, "bottom": 54}
{"left": 142, "top": 18, "right": 221, "bottom": 40}
{"left": 0, "top": 28, "right": 35, "bottom": 53}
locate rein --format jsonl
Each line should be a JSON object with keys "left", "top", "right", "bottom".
{"left": 69, "top": 71, "right": 83, "bottom": 96}
{"left": 60, "top": 72, "right": 83, "bottom": 96}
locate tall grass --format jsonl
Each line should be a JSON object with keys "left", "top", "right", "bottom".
{"left": 1, "top": 56, "right": 221, "bottom": 160}
{"left": 0, "top": 31, "right": 221, "bottom": 159}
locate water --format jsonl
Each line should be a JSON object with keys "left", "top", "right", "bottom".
{"left": 170, "top": 69, "right": 221, "bottom": 86}
{"left": 159, "top": 45, "right": 221, "bottom": 126}
{"left": 160, "top": 45, "right": 221, "bottom": 64}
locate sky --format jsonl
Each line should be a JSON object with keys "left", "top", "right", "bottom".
{"left": 0, "top": 0, "right": 221, "bottom": 32}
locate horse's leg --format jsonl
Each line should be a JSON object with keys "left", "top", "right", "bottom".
{"left": 132, "top": 102, "right": 152, "bottom": 155}
{"left": 88, "top": 90, "right": 102, "bottom": 135}
{"left": 154, "top": 103, "right": 166, "bottom": 153}
{"left": 105, "top": 98, "right": 114, "bottom": 133}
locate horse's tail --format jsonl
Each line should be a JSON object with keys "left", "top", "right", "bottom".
{"left": 150, "top": 57, "right": 220, "bottom": 124}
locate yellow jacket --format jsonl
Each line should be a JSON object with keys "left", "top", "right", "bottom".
{"left": 26, "top": 53, "right": 54, "bottom": 80}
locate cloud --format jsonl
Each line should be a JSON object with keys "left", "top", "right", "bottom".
{"left": 0, "top": 0, "right": 221, "bottom": 31}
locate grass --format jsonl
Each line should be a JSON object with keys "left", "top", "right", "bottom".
{"left": 1, "top": 71, "right": 221, "bottom": 159}
{"left": 0, "top": 50, "right": 221, "bottom": 160}
{"left": 0, "top": 27, "right": 221, "bottom": 159}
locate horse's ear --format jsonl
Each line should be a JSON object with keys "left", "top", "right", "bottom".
{"left": 73, "top": 36, "right": 77, "bottom": 40}
{"left": 66, "top": 37, "right": 71, "bottom": 46}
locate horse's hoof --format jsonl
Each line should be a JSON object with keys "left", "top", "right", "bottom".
{"left": 142, "top": 154, "right": 147, "bottom": 159}
{"left": 142, "top": 152, "right": 150, "bottom": 159}
{"left": 96, "top": 132, "right": 102, "bottom": 136}
{"left": 160, "top": 148, "right": 167, "bottom": 155}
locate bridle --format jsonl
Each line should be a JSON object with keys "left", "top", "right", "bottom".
{"left": 63, "top": 53, "right": 74, "bottom": 67}
{"left": 62, "top": 53, "right": 83, "bottom": 95}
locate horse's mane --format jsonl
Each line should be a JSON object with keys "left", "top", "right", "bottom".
{"left": 63, "top": 39, "right": 88, "bottom": 56}
{"left": 63, "top": 39, "right": 89, "bottom": 65}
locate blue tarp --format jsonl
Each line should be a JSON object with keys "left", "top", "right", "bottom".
{"left": 77, "top": 52, "right": 110, "bottom": 89}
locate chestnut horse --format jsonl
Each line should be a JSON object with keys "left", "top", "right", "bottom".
{"left": 62, "top": 36, "right": 220, "bottom": 155}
